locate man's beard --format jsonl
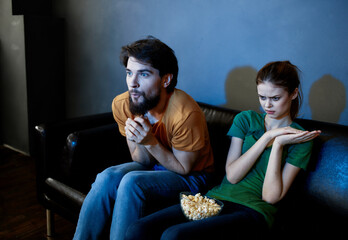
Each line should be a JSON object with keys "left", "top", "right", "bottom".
{"left": 129, "top": 90, "right": 161, "bottom": 116}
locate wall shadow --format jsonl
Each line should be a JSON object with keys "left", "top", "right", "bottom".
{"left": 309, "top": 74, "right": 346, "bottom": 124}
{"left": 221, "top": 66, "right": 260, "bottom": 112}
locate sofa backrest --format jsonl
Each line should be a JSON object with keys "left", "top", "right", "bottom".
{"left": 198, "top": 102, "right": 348, "bottom": 218}
{"left": 198, "top": 102, "right": 240, "bottom": 184}
{"left": 295, "top": 118, "right": 348, "bottom": 217}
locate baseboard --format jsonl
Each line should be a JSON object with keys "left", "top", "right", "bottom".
{"left": 2, "top": 144, "right": 30, "bottom": 156}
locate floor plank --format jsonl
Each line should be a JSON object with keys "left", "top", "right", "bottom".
{"left": 0, "top": 145, "right": 75, "bottom": 240}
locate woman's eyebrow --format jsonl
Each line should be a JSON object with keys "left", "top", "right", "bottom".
{"left": 258, "top": 94, "right": 281, "bottom": 98}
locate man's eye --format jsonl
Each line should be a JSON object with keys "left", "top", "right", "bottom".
{"left": 273, "top": 97, "right": 280, "bottom": 101}
{"left": 141, "top": 73, "right": 149, "bottom": 77}
{"left": 259, "top": 96, "right": 266, "bottom": 100}
{"left": 126, "top": 71, "right": 132, "bottom": 76}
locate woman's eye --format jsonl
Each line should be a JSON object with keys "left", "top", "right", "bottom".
{"left": 259, "top": 96, "right": 266, "bottom": 100}
{"left": 273, "top": 97, "right": 280, "bottom": 101}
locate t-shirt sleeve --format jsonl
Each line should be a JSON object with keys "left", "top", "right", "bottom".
{"left": 111, "top": 96, "right": 127, "bottom": 137}
{"left": 286, "top": 140, "right": 313, "bottom": 170}
{"left": 227, "top": 111, "right": 250, "bottom": 140}
{"left": 171, "top": 111, "right": 206, "bottom": 152}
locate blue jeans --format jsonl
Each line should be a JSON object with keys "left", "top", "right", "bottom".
{"left": 73, "top": 162, "right": 212, "bottom": 240}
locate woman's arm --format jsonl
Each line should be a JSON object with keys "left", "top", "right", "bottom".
{"left": 226, "top": 133, "right": 273, "bottom": 184}
{"left": 226, "top": 127, "right": 319, "bottom": 185}
{"left": 262, "top": 130, "right": 321, "bottom": 204}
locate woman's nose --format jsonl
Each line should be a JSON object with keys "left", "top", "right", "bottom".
{"left": 265, "top": 99, "right": 272, "bottom": 108}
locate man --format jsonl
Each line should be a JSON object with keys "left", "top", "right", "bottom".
{"left": 73, "top": 36, "right": 214, "bottom": 240}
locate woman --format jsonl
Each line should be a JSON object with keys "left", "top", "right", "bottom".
{"left": 124, "top": 61, "right": 321, "bottom": 240}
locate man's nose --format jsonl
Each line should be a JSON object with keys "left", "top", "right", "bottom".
{"left": 128, "top": 74, "right": 139, "bottom": 88}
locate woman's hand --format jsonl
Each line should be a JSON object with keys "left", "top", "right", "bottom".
{"left": 266, "top": 126, "right": 305, "bottom": 139}
{"left": 274, "top": 129, "right": 321, "bottom": 146}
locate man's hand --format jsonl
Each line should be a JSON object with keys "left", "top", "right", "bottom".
{"left": 125, "top": 117, "right": 158, "bottom": 145}
{"left": 125, "top": 117, "right": 200, "bottom": 175}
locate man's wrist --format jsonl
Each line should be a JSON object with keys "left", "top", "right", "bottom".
{"left": 143, "top": 138, "right": 159, "bottom": 148}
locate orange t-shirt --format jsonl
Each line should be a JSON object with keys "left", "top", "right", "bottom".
{"left": 112, "top": 89, "right": 214, "bottom": 173}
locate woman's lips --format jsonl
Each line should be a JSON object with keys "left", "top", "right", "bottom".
{"left": 266, "top": 110, "right": 275, "bottom": 115}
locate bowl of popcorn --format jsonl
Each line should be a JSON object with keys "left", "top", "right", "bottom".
{"left": 180, "top": 192, "right": 223, "bottom": 221}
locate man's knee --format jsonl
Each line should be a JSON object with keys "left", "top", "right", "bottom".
{"left": 119, "top": 171, "right": 146, "bottom": 192}
{"left": 93, "top": 167, "right": 123, "bottom": 192}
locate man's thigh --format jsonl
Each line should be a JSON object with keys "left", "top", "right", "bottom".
{"left": 119, "top": 170, "right": 206, "bottom": 214}
{"left": 95, "top": 162, "right": 149, "bottom": 184}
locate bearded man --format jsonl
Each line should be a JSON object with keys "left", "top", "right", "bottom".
{"left": 73, "top": 36, "right": 214, "bottom": 240}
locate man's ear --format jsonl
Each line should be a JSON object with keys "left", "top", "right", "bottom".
{"left": 162, "top": 74, "right": 173, "bottom": 88}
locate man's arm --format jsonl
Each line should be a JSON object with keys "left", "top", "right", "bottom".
{"left": 125, "top": 117, "right": 200, "bottom": 175}
{"left": 145, "top": 143, "right": 200, "bottom": 175}
{"left": 126, "top": 138, "right": 156, "bottom": 166}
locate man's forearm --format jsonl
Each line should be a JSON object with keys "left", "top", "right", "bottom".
{"left": 145, "top": 142, "right": 199, "bottom": 175}
{"left": 124, "top": 117, "right": 197, "bottom": 174}
{"left": 127, "top": 139, "right": 156, "bottom": 166}
{"left": 144, "top": 143, "right": 184, "bottom": 173}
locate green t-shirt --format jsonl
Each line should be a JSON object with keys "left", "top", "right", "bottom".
{"left": 206, "top": 110, "right": 313, "bottom": 228}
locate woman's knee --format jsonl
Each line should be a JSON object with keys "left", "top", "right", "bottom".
{"left": 161, "top": 225, "right": 189, "bottom": 240}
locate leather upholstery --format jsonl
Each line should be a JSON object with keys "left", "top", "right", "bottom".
{"left": 35, "top": 102, "right": 348, "bottom": 237}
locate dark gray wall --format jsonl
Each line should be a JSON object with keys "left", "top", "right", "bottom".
{"left": 0, "top": 0, "right": 28, "bottom": 153}
{"left": 1, "top": 0, "right": 348, "bottom": 153}
{"left": 54, "top": 0, "right": 348, "bottom": 124}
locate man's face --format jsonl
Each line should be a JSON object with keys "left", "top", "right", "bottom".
{"left": 126, "top": 57, "right": 163, "bottom": 116}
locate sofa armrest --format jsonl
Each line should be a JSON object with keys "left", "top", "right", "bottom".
{"left": 61, "top": 123, "right": 132, "bottom": 193}
{"left": 45, "top": 177, "right": 86, "bottom": 207}
{"left": 34, "top": 112, "right": 129, "bottom": 199}
{"left": 35, "top": 113, "right": 113, "bottom": 174}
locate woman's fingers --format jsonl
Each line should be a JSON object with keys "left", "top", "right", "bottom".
{"left": 293, "top": 130, "right": 321, "bottom": 143}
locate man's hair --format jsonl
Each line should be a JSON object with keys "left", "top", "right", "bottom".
{"left": 120, "top": 36, "right": 179, "bottom": 93}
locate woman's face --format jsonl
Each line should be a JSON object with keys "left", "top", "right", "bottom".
{"left": 257, "top": 81, "right": 298, "bottom": 120}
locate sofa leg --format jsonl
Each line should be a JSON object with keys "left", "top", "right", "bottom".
{"left": 46, "top": 209, "right": 55, "bottom": 238}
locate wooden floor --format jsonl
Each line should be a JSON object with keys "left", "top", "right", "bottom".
{"left": 0, "top": 145, "right": 76, "bottom": 240}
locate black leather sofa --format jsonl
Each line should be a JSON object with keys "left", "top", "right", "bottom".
{"left": 35, "top": 102, "right": 348, "bottom": 239}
